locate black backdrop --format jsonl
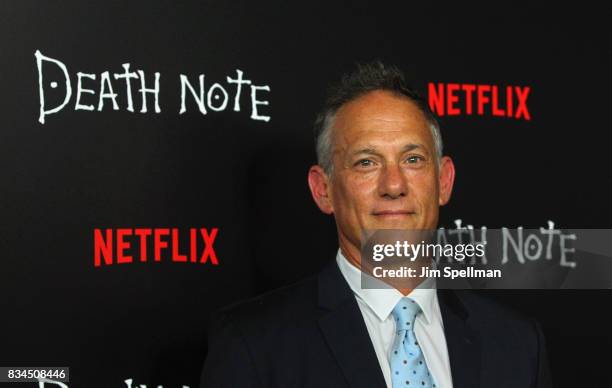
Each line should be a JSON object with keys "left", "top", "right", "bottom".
{"left": 2, "top": 2, "right": 611, "bottom": 387}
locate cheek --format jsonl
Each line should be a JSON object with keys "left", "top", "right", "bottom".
{"left": 346, "top": 175, "right": 378, "bottom": 205}
{"left": 407, "top": 172, "right": 439, "bottom": 203}
{"left": 334, "top": 175, "right": 377, "bottom": 213}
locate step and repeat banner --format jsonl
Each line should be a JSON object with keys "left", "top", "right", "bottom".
{"left": 2, "top": 2, "right": 610, "bottom": 387}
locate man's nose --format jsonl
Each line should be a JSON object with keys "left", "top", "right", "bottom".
{"left": 378, "top": 164, "right": 407, "bottom": 199}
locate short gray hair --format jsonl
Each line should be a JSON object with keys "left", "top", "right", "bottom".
{"left": 314, "top": 61, "right": 443, "bottom": 175}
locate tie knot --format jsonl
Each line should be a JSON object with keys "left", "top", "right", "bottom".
{"left": 391, "top": 297, "right": 421, "bottom": 331}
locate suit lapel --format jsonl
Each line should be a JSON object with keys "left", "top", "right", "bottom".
{"left": 438, "top": 289, "right": 482, "bottom": 388}
{"left": 317, "top": 260, "right": 387, "bottom": 388}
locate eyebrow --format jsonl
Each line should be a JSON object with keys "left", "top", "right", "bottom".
{"left": 351, "top": 143, "right": 424, "bottom": 157}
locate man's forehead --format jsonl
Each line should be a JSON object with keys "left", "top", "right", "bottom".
{"left": 333, "top": 116, "right": 434, "bottom": 152}
{"left": 350, "top": 143, "right": 426, "bottom": 155}
{"left": 331, "top": 91, "right": 432, "bottom": 146}
{"left": 335, "top": 90, "right": 427, "bottom": 123}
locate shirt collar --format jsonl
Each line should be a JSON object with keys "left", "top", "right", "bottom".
{"left": 336, "top": 249, "right": 437, "bottom": 324}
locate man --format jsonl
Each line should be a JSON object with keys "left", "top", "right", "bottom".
{"left": 201, "top": 62, "right": 552, "bottom": 387}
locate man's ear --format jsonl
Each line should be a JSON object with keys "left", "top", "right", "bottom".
{"left": 308, "top": 165, "right": 334, "bottom": 214}
{"left": 438, "top": 156, "right": 456, "bottom": 206}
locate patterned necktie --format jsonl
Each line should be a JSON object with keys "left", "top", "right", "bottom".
{"left": 390, "top": 297, "right": 436, "bottom": 388}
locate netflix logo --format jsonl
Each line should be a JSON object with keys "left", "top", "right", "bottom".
{"left": 428, "top": 82, "right": 531, "bottom": 120}
{"left": 94, "top": 227, "right": 218, "bottom": 267}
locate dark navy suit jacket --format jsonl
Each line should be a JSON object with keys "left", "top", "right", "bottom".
{"left": 201, "top": 259, "right": 552, "bottom": 387}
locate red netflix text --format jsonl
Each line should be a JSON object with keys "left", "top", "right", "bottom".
{"left": 428, "top": 82, "right": 531, "bottom": 120}
{"left": 94, "top": 228, "right": 218, "bottom": 267}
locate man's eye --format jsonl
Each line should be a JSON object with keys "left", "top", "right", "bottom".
{"left": 355, "top": 159, "right": 375, "bottom": 167}
{"left": 406, "top": 155, "right": 424, "bottom": 164}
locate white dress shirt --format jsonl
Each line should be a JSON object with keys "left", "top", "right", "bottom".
{"left": 336, "top": 249, "right": 453, "bottom": 388}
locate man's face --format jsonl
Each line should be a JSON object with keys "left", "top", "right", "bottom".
{"left": 309, "top": 90, "right": 455, "bottom": 253}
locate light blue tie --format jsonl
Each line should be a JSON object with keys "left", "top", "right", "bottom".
{"left": 390, "top": 297, "right": 436, "bottom": 388}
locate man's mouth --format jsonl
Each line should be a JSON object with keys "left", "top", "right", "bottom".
{"left": 372, "top": 210, "right": 416, "bottom": 216}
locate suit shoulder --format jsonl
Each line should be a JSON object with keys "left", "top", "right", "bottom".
{"left": 213, "top": 274, "right": 320, "bottom": 334}
{"left": 449, "top": 290, "right": 546, "bottom": 354}
{"left": 452, "top": 290, "right": 539, "bottom": 329}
